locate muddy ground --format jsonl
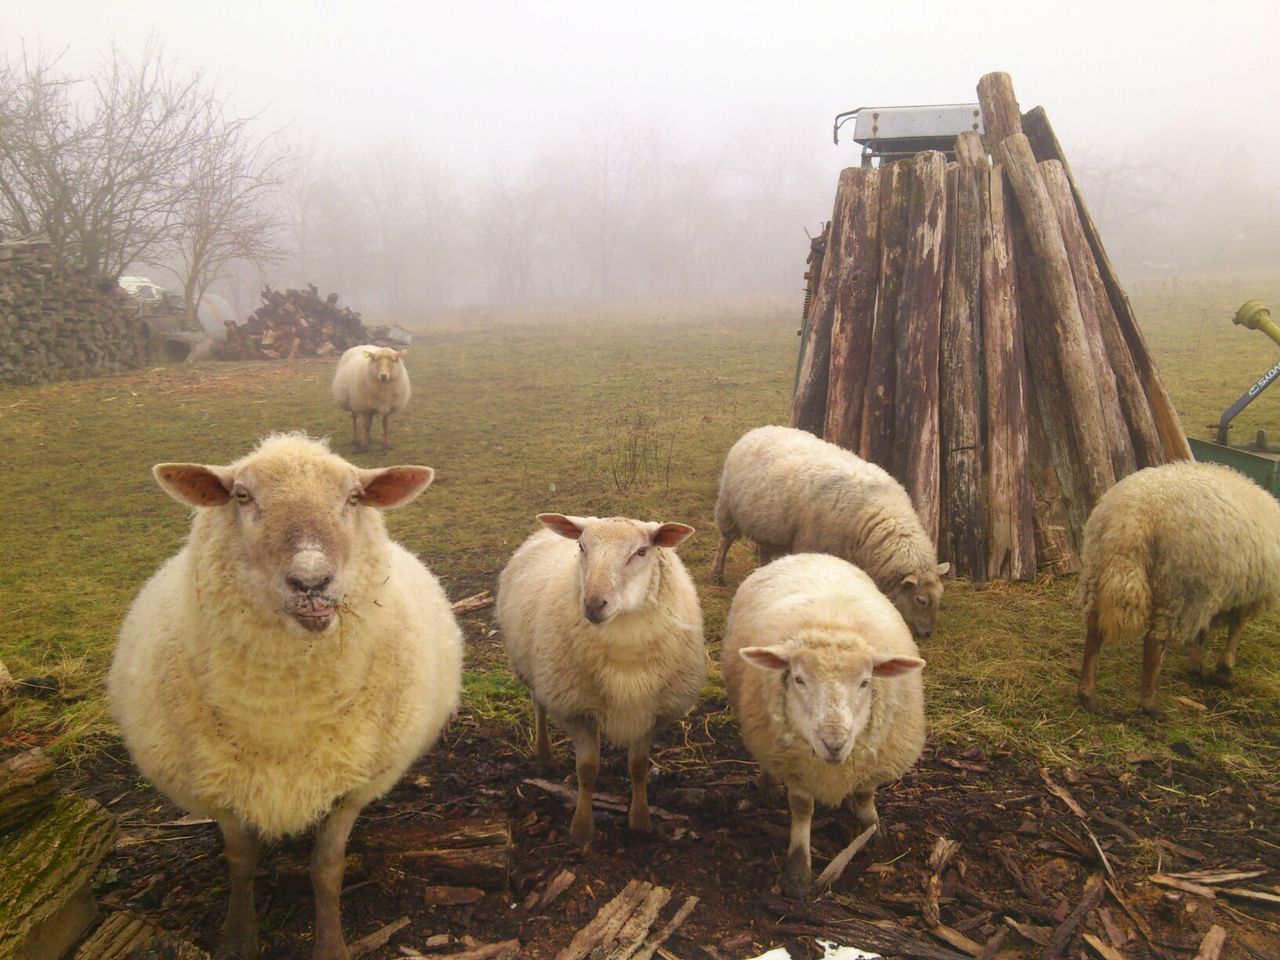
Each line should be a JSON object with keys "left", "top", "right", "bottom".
{"left": 63, "top": 694, "right": 1279, "bottom": 960}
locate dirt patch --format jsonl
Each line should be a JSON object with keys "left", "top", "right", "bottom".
{"left": 65, "top": 700, "right": 1279, "bottom": 960}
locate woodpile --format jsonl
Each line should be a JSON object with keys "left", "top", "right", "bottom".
{"left": 220, "top": 285, "right": 369, "bottom": 360}
{"left": 791, "top": 71, "right": 1190, "bottom": 580}
{"left": 0, "top": 240, "right": 149, "bottom": 386}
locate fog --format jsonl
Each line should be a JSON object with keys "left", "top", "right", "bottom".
{"left": 5, "top": 0, "right": 1279, "bottom": 319}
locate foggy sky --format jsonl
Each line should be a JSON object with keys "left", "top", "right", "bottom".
{"left": 5, "top": 0, "right": 1279, "bottom": 305}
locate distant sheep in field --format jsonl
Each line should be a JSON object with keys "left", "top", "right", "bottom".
{"left": 722, "top": 553, "right": 926, "bottom": 898}
{"left": 711, "top": 425, "right": 948, "bottom": 638}
{"left": 1078, "top": 460, "right": 1280, "bottom": 717}
{"left": 109, "top": 434, "right": 462, "bottom": 960}
{"left": 332, "top": 345, "right": 410, "bottom": 451}
{"left": 497, "top": 513, "right": 705, "bottom": 844}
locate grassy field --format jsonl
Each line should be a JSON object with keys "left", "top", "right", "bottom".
{"left": 2, "top": 279, "right": 1279, "bottom": 780}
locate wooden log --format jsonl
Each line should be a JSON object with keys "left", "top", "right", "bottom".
{"left": 0, "top": 658, "right": 14, "bottom": 736}
{"left": 1040, "top": 160, "right": 1136, "bottom": 480}
{"left": 891, "top": 151, "right": 948, "bottom": 544}
{"left": 954, "top": 131, "right": 988, "bottom": 168}
{"left": 996, "top": 133, "right": 1114, "bottom": 508}
{"left": 73, "top": 910, "right": 211, "bottom": 959}
{"left": 0, "top": 748, "right": 58, "bottom": 835}
{"left": 976, "top": 72, "right": 1022, "bottom": 150}
{"left": 791, "top": 169, "right": 854, "bottom": 435}
{"left": 860, "top": 160, "right": 912, "bottom": 466}
{"left": 979, "top": 165, "right": 1036, "bottom": 580}
{"left": 1021, "top": 106, "right": 1187, "bottom": 462}
{"left": 361, "top": 816, "right": 511, "bottom": 891}
{"left": 940, "top": 162, "right": 988, "bottom": 579}
{"left": 0, "top": 793, "right": 119, "bottom": 960}
{"left": 1012, "top": 208, "right": 1088, "bottom": 560}
{"left": 824, "top": 167, "right": 881, "bottom": 452}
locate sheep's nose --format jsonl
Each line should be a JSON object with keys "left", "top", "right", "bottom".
{"left": 584, "top": 598, "right": 608, "bottom": 624}
{"left": 378, "top": 372, "right": 390, "bottom": 382}
{"left": 916, "top": 625, "right": 933, "bottom": 639}
{"left": 821, "top": 736, "right": 847, "bottom": 760}
{"left": 288, "top": 573, "right": 333, "bottom": 595}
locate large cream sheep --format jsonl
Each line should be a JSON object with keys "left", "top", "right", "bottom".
{"left": 497, "top": 514, "right": 705, "bottom": 844}
{"left": 1078, "top": 460, "right": 1280, "bottom": 717}
{"left": 711, "top": 425, "right": 949, "bottom": 638}
{"left": 108, "top": 434, "right": 462, "bottom": 960}
{"left": 722, "top": 553, "right": 925, "bottom": 898}
{"left": 331, "top": 345, "right": 411, "bottom": 451}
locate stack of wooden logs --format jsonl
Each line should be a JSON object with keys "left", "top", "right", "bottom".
{"left": 0, "top": 240, "right": 149, "bottom": 385}
{"left": 792, "top": 72, "right": 1190, "bottom": 580}
{"left": 220, "top": 285, "right": 369, "bottom": 360}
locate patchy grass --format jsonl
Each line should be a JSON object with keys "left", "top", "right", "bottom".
{"left": 2, "top": 283, "right": 1279, "bottom": 781}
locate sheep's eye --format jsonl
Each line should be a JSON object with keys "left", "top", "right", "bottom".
{"left": 635, "top": 546, "right": 648, "bottom": 559}
{"left": 915, "top": 595, "right": 929, "bottom": 607}
{"left": 233, "top": 487, "right": 252, "bottom": 504}
{"left": 348, "top": 490, "right": 361, "bottom": 505}
{"left": 794, "top": 675, "right": 806, "bottom": 687}
{"left": 860, "top": 678, "right": 871, "bottom": 688}
{"left": 578, "top": 542, "right": 586, "bottom": 553}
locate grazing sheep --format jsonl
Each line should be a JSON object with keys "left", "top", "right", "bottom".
{"left": 711, "top": 425, "right": 949, "bottom": 638}
{"left": 108, "top": 434, "right": 462, "bottom": 960}
{"left": 497, "top": 513, "right": 705, "bottom": 844}
{"left": 722, "top": 553, "right": 925, "bottom": 898}
{"left": 331, "top": 345, "right": 411, "bottom": 451}
{"left": 1078, "top": 460, "right": 1280, "bottom": 717}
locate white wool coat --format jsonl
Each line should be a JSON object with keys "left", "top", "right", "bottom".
{"left": 110, "top": 507, "right": 461, "bottom": 839}
{"left": 722, "top": 553, "right": 925, "bottom": 807}
{"left": 497, "top": 529, "right": 705, "bottom": 746}
{"left": 332, "top": 344, "right": 411, "bottom": 417}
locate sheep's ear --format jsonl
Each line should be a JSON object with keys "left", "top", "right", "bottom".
{"left": 538, "top": 513, "right": 587, "bottom": 539}
{"left": 871, "top": 655, "right": 926, "bottom": 677}
{"left": 153, "top": 463, "right": 231, "bottom": 507}
{"left": 739, "top": 645, "right": 791, "bottom": 671}
{"left": 358, "top": 466, "right": 434, "bottom": 508}
{"left": 901, "top": 574, "right": 919, "bottom": 589}
{"left": 362, "top": 350, "right": 374, "bottom": 359}
{"left": 935, "top": 562, "right": 950, "bottom": 576}
{"left": 649, "top": 522, "right": 694, "bottom": 548}
{"left": 396, "top": 349, "right": 408, "bottom": 358}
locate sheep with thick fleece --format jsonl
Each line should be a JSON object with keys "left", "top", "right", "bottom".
{"left": 1078, "top": 460, "right": 1280, "bottom": 717}
{"left": 712, "top": 425, "right": 948, "bottom": 638}
{"left": 332, "top": 344, "right": 411, "bottom": 451}
{"left": 722, "top": 553, "right": 925, "bottom": 897}
{"left": 497, "top": 513, "right": 704, "bottom": 844}
{"left": 108, "top": 434, "right": 462, "bottom": 960}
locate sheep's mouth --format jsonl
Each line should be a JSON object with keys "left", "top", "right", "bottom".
{"left": 289, "top": 596, "right": 339, "bottom": 632}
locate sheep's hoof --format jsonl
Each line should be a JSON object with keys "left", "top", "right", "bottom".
{"left": 1077, "top": 690, "right": 1100, "bottom": 712}
{"left": 628, "top": 807, "right": 652, "bottom": 833}
{"left": 1214, "top": 662, "right": 1235, "bottom": 684}
{"left": 781, "top": 852, "right": 813, "bottom": 899}
{"left": 711, "top": 573, "right": 726, "bottom": 587}
{"left": 569, "top": 816, "right": 594, "bottom": 846}
{"left": 1139, "top": 702, "right": 1166, "bottom": 720}
{"left": 311, "top": 943, "right": 350, "bottom": 960}
{"left": 215, "top": 933, "right": 260, "bottom": 960}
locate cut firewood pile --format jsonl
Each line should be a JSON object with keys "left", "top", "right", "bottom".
{"left": 219, "top": 284, "right": 373, "bottom": 360}
{"left": 792, "top": 71, "right": 1192, "bottom": 581}
{"left": 64, "top": 699, "right": 1279, "bottom": 959}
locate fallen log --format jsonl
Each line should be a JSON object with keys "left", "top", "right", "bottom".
{"left": 361, "top": 817, "right": 511, "bottom": 890}
{"left": 0, "top": 659, "right": 13, "bottom": 735}
{"left": 72, "top": 910, "right": 211, "bottom": 959}
{"left": 0, "top": 747, "right": 58, "bottom": 835}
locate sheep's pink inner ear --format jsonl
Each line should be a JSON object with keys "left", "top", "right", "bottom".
{"left": 871, "top": 656, "right": 926, "bottom": 678}
{"left": 359, "top": 467, "right": 434, "bottom": 508}
{"left": 538, "top": 513, "right": 585, "bottom": 540}
{"left": 651, "top": 522, "right": 694, "bottom": 548}
{"left": 153, "top": 463, "right": 231, "bottom": 506}
{"left": 739, "top": 646, "right": 791, "bottom": 671}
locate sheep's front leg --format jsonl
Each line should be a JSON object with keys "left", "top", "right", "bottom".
{"left": 533, "top": 699, "right": 553, "bottom": 771}
{"left": 349, "top": 412, "right": 359, "bottom": 451}
{"left": 380, "top": 413, "right": 391, "bottom": 451}
{"left": 358, "top": 413, "right": 374, "bottom": 452}
{"left": 781, "top": 786, "right": 815, "bottom": 899}
{"left": 568, "top": 719, "right": 600, "bottom": 845}
{"left": 215, "top": 813, "right": 261, "bottom": 960}
{"left": 1217, "top": 609, "right": 1248, "bottom": 679}
{"left": 310, "top": 795, "right": 364, "bottom": 960}
{"left": 627, "top": 732, "right": 654, "bottom": 833}
{"left": 847, "top": 783, "right": 879, "bottom": 832}
{"left": 1078, "top": 608, "right": 1104, "bottom": 710}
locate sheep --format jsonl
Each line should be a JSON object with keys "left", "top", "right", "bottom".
{"left": 1077, "top": 460, "right": 1280, "bottom": 717}
{"left": 331, "top": 344, "right": 411, "bottom": 451}
{"left": 108, "top": 433, "right": 462, "bottom": 960}
{"left": 497, "top": 513, "right": 705, "bottom": 844}
{"left": 711, "top": 425, "right": 949, "bottom": 638}
{"left": 721, "top": 552, "right": 926, "bottom": 898}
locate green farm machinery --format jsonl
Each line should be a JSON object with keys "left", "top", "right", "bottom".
{"left": 1187, "top": 300, "right": 1280, "bottom": 497}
